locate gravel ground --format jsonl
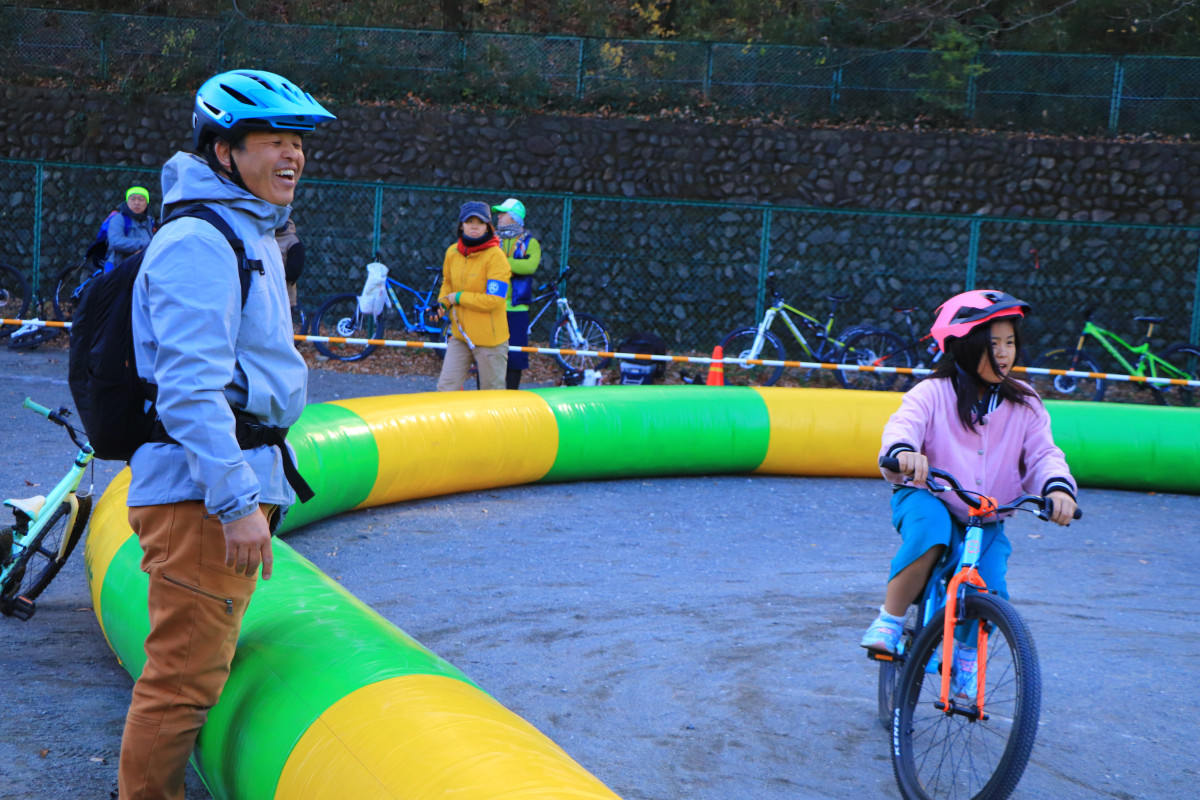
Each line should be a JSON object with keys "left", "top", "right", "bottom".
{"left": 0, "top": 342, "right": 1197, "bottom": 800}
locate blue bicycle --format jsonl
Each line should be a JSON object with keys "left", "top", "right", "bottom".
{"left": 870, "top": 458, "right": 1080, "bottom": 800}
{"left": 311, "top": 267, "right": 448, "bottom": 362}
{"left": 1, "top": 399, "right": 94, "bottom": 620}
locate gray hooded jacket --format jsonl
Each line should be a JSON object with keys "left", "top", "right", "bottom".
{"left": 128, "top": 153, "right": 308, "bottom": 523}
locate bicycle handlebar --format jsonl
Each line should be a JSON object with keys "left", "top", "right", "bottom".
{"left": 878, "top": 456, "right": 1082, "bottom": 521}
{"left": 23, "top": 397, "right": 54, "bottom": 418}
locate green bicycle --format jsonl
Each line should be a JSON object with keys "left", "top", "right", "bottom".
{"left": 1, "top": 399, "right": 94, "bottom": 620}
{"left": 1031, "top": 309, "right": 1200, "bottom": 406}
{"left": 718, "top": 271, "right": 907, "bottom": 389}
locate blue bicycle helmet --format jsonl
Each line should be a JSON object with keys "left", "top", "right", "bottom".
{"left": 192, "top": 69, "right": 336, "bottom": 151}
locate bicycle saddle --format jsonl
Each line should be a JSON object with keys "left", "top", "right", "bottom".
{"left": 826, "top": 294, "right": 848, "bottom": 302}
{"left": 4, "top": 496, "right": 46, "bottom": 520}
{"left": 892, "top": 306, "right": 916, "bottom": 314}
{"left": 1134, "top": 315, "right": 1163, "bottom": 325}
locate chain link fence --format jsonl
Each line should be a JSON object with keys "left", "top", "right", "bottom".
{"left": 3, "top": 7, "right": 1200, "bottom": 134}
{"left": 3, "top": 158, "right": 1198, "bottom": 362}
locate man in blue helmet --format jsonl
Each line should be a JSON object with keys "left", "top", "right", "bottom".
{"left": 117, "top": 70, "right": 334, "bottom": 800}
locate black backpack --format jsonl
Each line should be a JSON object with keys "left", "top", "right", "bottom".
{"left": 617, "top": 331, "right": 668, "bottom": 385}
{"left": 68, "top": 205, "right": 254, "bottom": 461}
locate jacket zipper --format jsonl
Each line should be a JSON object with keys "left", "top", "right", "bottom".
{"left": 162, "top": 572, "right": 234, "bottom": 615}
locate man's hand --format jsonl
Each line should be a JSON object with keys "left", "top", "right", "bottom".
{"left": 1046, "top": 490, "right": 1077, "bottom": 526}
{"left": 223, "top": 508, "right": 273, "bottom": 580}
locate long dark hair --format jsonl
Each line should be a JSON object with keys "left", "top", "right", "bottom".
{"left": 927, "top": 317, "right": 1036, "bottom": 430}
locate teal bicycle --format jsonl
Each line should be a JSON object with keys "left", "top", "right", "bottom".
{"left": 1031, "top": 309, "right": 1200, "bottom": 406}
{"left": 0, "top": 399, "right": 94, "bottom": 620}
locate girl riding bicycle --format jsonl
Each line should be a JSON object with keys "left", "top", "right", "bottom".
{"left": 860, "top": 290, "right": 1078, "bottom": 691}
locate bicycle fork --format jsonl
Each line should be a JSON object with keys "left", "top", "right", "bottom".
{"left": 939, "top": 502, "right": 995, "bottom": 721}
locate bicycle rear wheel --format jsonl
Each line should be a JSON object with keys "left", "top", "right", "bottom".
{"left": 550, "top": 312, "right": 612, "bottom": 371}
{"left": 1029, "top": 349, "right": 1105, "bottom": 402}
{"left": 837, "top": 327, "right": 911, "bottom": 391}
{"left": 311, "top": 293, "right": 381, "bottom": 362}
{"left": 0, "top": 495, "right": 92, "bottom": 618}
{"left": 718, "top": 327, "right": 784, "bottom": 386}
{"left": 1155, "top": 345, "right": 1200, "bottom": 407}
{"left": 0, "top": 262, "right": 31, "bottom": 342}
{"left": 892, "top": 593, "right": 1041, "bottom": 800}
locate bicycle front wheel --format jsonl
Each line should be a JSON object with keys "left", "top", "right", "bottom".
{"left": 1155, "top": 345, "right": 1200, "bottom": 407}
{"left": 1029, "top": 349, "right": 1105, "bottom": 402}
{"left": 837, "top": 327, "right": 911, "bottom": 391}
{"left": 550, "top": 312, "right": 612, "bottom": 371}
{"left": 718, "top": 327, "right": 784, "bottom": 386}
{"left": 311, "top": 294, "right": 381, "bottom": 362}
{"left": 0, "top": 262, "right": 31, "bottom": 342}
{"left": 53, "top": 260, "right": 100, "bottom": 322}
{"left": 892, "top": 592, "right": 1041, "bottom": 800}
{"left": 0, "top": 495, "right": 92, "bottom": 617}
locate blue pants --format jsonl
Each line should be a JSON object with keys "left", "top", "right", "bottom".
{"left": 506, "top": 309, "right": 530, "bottom": 370}
{"left": 889, "top": 487, "right": 1012, "bottom": 602}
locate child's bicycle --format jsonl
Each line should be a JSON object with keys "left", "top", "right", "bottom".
{"left": 0, "top": 399, "right": 94, "bottom": 621}
{"left": 718, "top": 271, "right": 907, "bottom": 389}
{"left": 1031, "top": 307, "right": 1200, "bottom": 406}
{"left": 310, "top": 266, "right": 447, "bottom": 362}
{"left": 525, "top": 266, "right": 612, "bottom": 372}
{"left": 869, "top": 457, "right": 1081, "bottom": 800}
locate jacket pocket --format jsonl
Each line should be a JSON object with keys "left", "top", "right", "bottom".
{"left": 162, "top": 572, "right": 234, "bottom": 615}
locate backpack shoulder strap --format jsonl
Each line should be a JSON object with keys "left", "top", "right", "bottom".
{"left": 160, "top": 204, "right": 261, "bottom": 308}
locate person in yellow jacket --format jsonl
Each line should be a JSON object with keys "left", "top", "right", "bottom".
{"left": 493, "top": 198, "right": 541, "bottom": 389}
{"left": 436, "top": 201, "right": 512, "bottom": 391}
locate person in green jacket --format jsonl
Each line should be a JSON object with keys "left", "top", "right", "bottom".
{"left": 493, "top": 198, "right": 541, "bottom": 389}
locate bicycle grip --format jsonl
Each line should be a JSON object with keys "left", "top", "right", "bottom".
{"left": 23, "top": 397, "right": 52, "bottom": 418}
{"left": 1043, "top": 495, "right": 1083, "bottom": 521}
{"left": 878, "top": 456, "right": 901, "bottom": 472}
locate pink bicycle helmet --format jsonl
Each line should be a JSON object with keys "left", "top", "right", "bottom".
{"left": 930, "top": 289, "right": 1030, "bottom": 351}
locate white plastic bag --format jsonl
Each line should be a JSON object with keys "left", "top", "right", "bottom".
{"left": 357, "top": 262, "right": 389, "bottom": 316}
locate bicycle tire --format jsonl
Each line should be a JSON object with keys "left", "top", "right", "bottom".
{"left": 0, "top": 262, "right": 31, "bottom": 342}
{"left": 550, "top": 312, "right": 612, "bottom": 371}
{"left": 1155, "top": 345, "right": 1200, "bottom": 407}
{"left": 718, "top": 327, "right": 784, "bottom": 386}
{"left": 892, "top": 592, "right": 1041, "bottom": 800}
{"left": 6, "top": 324, "right": 61, "bottom": 351}
{"left": 1029, "top": 349, "right": 1105, "bottom": 402}
{"left": 837, "top": 327, "right": 911, "bottom": 391}
{"left": 311, "top": 293, "right": 381, "bottom": 362}
{"left": 0, "top": 495, "right": 92, "bottom": 616}
{"left": 52, "top": 259, "right": 101, "bottom": 322}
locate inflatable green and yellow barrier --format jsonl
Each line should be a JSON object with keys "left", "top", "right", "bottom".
{"left": 84, "top": 387, "right": 1200, "bottom": 799}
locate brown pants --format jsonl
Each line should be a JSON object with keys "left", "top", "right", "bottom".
{"left": 437, "top": 337, "right": 509, "bottom": 391}
{"left": 118, "top": 502, "right": 270, "bottom": 800}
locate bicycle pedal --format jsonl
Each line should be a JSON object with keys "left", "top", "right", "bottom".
{"left": 5, "top": 595, "right": 36, "bottom": 620}
{"left": 866, "top": 649, "right": 897, "bottom": 663}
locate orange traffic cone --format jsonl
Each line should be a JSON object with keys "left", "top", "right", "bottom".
{"left": 706, "top": 345, "right": 725, "bottom": 386}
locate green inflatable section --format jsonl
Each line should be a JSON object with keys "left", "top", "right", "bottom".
{"left": 534, "top": 386, "right": 772, "bottom": 483}
{"left": 278, "top": 402, "right": 380, "bottom": 533}
{"left": 1046, "top": 400, "right": 1200, "bottom": 494}
{"left": 97, "top": 533, "right": 477, "bottom": 800}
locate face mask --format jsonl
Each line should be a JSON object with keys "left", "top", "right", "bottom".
{"left": 497, "top": 222, "right": 524, "bottom": 239}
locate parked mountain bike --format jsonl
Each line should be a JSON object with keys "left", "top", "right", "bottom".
{"left": 869, "top": 457, "right": 1080, "bottom": 800}
{"left": 718, "top": 271, "right": 907, "bottom": 389}
{"left": 310, "top": 267, "right": 447, "bottom": 362}
{"left": 844, "top": 305, "right": 944, "bottom": 390}
{"left": 1030, "top": 309, "right": 1200, "bottom": 406}
{"left": 525, "top": 266, "right": 612, "bottom": 372}
{"left": 0, "top": 262, "right": 32, "bottom": 344}
{"left": 1, "top": 399, "right": 94, "bottom": 621}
